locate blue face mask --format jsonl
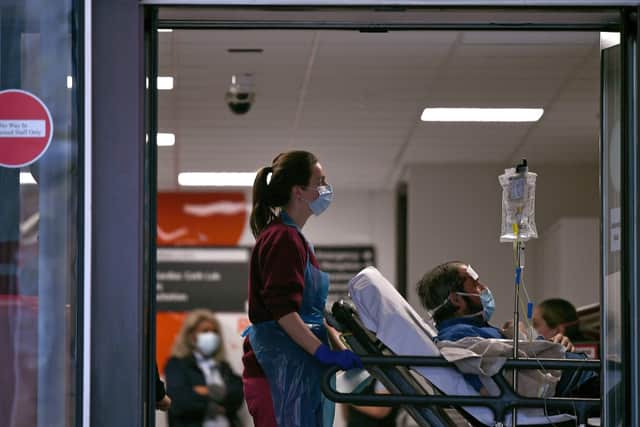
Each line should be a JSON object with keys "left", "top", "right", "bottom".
{"left": 457, "top": 288, "right": 496, "bottom": 322}
{"left": 307, "top": 184, "right": 333, "bottom": 216}
{"left": 479, "top": 288, "right": 496, "bottom": 321}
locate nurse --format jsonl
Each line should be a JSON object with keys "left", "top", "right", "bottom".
{"left": 242, "top": 150, "right": 362, "bottom": 427}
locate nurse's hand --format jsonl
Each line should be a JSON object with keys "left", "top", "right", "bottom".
{"left": 313, "top": 344, "right": 363, "bottom": 370}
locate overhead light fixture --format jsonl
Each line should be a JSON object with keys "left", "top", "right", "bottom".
{"left": 67, "top": 76, "right": 73, "bottom": 89}
{"left": 600, "top": 32, "right": 620, "bottom": 50}
{"left": 158, "top": 28, "right": 173, "bottom": 33}
{"left": 20, "top": 172, "right": 36, "bottom": 185}
{"left": 227, "top": 48, "right": 263, "bottom": 53}
{"left": 178, "top": 172, "right": 257, "bottom": 187}
{"left": 421, "top": 108, "right": 544, "bottom": 123}
{"left": 157, "top": 133, "right": 175, "bottom": 147}
{"left": 157, "top": 76, "right": 174, "bottom": 90}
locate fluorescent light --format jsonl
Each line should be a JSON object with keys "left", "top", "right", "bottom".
{"left": 157, "top": 76, "right": 174, "bottom": 90}
{"left": 20, "top": 172, "right": 36, "bottom": 185}
{"left": 157, "top": 133, "right": 175, "bottom": 147}
{"left": 600, "top": 32, "right": 620, "bottom": 50}
{"left": 146, "top": 77, "right": 175, "bottom": 90}
{"left": 67, "top": 76, "right": 73, "bottom": 89}
{"left": 178, "top": 172, "right": 256, "bottom": 187}
{"left": 421, "top": 108, "right": 544, "bottom": 123}
{"left": 158, "top": 28, "right": 173, "bottom": 33}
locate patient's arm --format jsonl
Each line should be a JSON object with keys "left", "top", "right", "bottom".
{"left": 278, "top": 312, "right": 323, "bottom": 354}
{"left": 501, "top": 321, "right": 576, "bottom": 351}
{"left": 500, "top": 320, "right": 534, "bottom": 341}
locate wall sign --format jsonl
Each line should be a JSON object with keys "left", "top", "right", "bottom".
{"left": 0, "top": 89, "right": 53, "bottom": 168}
{"left": 156, "top": 247, "right": 250, "bottom": 312}
{"left": 314, "top": 245, "right": 376, "bottom": 303}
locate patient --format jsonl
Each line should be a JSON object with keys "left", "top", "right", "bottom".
{"left": 416, "top": 260, "right": 598, "bottom": 398}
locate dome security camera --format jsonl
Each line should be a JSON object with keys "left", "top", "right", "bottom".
{"left": 225, "top": 74, "right": 255, "bottom": 115}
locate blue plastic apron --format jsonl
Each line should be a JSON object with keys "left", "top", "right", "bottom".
{"left": 244, "top": 212, "right": 335, "bottom": 427}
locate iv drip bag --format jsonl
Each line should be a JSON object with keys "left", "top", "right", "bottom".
{"left": 499, "top": 161, "right": 538, "bottom": 242}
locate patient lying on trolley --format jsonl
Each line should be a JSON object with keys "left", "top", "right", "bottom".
{"left": 416, "top": 260, "right": 599, "bottom": 398}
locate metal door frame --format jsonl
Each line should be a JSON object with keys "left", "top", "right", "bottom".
{"left": 89, "top": 2, "right": 640, "bottom": 427}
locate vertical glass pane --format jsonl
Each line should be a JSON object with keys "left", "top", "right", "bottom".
{"left": 0, "top": 0, "right": 80, "bottom": 426}
{"left": 601, "top": 44, "right": 623, "bottom": 426}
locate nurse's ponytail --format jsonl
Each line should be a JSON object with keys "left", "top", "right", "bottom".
{"left": 251, "top": 166, "right": 275, "bottom": 238}
{"left": 250, "top": 151, "right": 318, "bottom": 237}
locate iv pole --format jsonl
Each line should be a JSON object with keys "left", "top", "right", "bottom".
{"left": 503, "top": 158, "right": 534, "bottom": 427}
{"left": 512, "top": 230, "right": 524, "bottom": 426}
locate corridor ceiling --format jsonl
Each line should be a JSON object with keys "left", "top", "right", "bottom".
{"left": 158, "top": 29, "right": 600, "bottom": 190}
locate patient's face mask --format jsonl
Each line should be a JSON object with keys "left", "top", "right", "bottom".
{"left": 456, "top": 288, "right": 496, "bottom": 322}
{"left": 455, "top": 266, "right": 495, "bottom": 322}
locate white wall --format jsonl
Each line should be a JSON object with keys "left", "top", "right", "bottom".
{"left": 406, "top": 163, "right": 599, "bottom": 327}
{"left": 240, "top": 188, "right": 397, "bottom": 285}
{"left": 304, "top": 189, "right": 397, "bottom": 284}
{"left": 534, "top": 217, "right": 599, "bottom": 308}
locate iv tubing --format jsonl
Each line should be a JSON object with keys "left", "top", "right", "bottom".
{"left": 512, "top": 223, "right": 522, "bottom": 425}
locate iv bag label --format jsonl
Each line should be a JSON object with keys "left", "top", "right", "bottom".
{"left": 510, "top": 176, "right": 525, "bottom": 200}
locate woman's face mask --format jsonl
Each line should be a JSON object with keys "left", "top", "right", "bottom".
{"left": 196, "top": 331, "right": 220, "bottom": 356}
{"left": 306, "top": 184, "right": 333, "bottom": 216}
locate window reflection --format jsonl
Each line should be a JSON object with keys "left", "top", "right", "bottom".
{"left": 0, "top": 0, "right": 80, "bottom": 426}
{"left": 602, "top": 45, "right": 624, "bottom": 426}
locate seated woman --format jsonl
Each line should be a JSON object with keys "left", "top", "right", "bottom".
{"left": 533, "top": 298, "right": 588, "bottom": 342}
{"left": 165, "top": 309, "right": 243, "bottom": 427}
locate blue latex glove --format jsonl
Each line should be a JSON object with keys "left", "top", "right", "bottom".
{"left": 313, "top": 344, "right": 363, "bottom": 370}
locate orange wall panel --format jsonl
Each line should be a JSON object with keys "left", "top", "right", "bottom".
{"left": 157, "top": 192, "right": 247, "bottom": 246}
{"left": 156, "top": 311, "right": 187, "bottom": 373}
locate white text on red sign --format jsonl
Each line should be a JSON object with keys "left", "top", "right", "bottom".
{"left": 0, "top": 120, "right": 46, "bottom": 138}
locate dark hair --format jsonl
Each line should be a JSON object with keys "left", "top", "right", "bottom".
{"left": 416, "top": 261, "right": 466, "bottom": 323}
{"left": 538, "top": 298, "right": 581, "bottom": 339}
{"left": 250, "top": 150, "right": 318, "bottom": 237}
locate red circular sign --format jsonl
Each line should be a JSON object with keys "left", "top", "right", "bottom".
{"left": 0, "top": 89, "right": 53, "bottom": 168}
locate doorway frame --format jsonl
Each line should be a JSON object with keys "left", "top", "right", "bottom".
{"left": 89, "top": 3, "right": 640, "bottom": 427}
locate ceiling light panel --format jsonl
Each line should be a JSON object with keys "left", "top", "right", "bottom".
{"left": 157, "top": 76, "right": 174, "bottom": 90}
{"left": 157, "top": 133, "right": 176, "bottom": 147}
{"left": 178, "top": 172, "right": 256, "bottom": 187}
{"left": 421, "top": 108, "right": 544, "bottom": 123}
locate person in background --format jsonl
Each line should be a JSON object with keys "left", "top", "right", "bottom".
{"left": 344, "top": 379, "right": 398, "bottom": 427}
{"left": 242, "top": 150, "right": 362, "bottom": 427}
{"left": 165, "top": 309, "right": 243, "bottom": 427}
{"left": 533, "top": 298, "right": 588, "bottom": 342}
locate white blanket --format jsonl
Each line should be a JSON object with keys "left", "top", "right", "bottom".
{"left": 348, "top": 266, "right": 575, "bottom": 427}
{"left": 436, "top": 337, "right": 562, "bottom": 397}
